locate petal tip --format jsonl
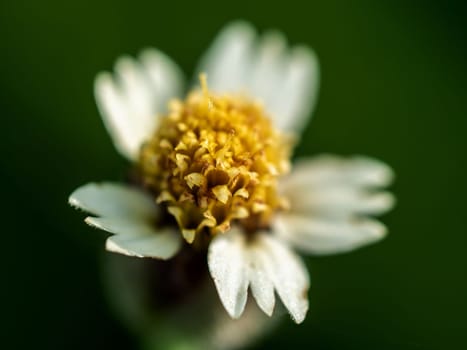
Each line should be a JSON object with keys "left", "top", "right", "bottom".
{"left": 105, "top": 237, "right": 144, "bottom": 258}
{"left": 68, "top": 194, "right": 80, "bottom": 209}
{"left": 373, "top": 225, "right": 388, "bottom": 241}
{"left": 292, "top": 312, "right": 307, "bottom": 324}
{"left": 223, "top": 20, "right": 256, "bottom": 37}
{"left": 68, "top": 183, "right": 98, "bottom": 212}
{"left": 380, "top": 192, "right": 397, "bottom": 212}
{"left": 292, "top": 45, "right": 320, "bottom": 67}
{"left": 355, "top": 156, "right": 395, "bottom": 186}
{"left": 290, "top": 292, "right": 309, "bottom": 324}
{"left": 84, "top": 216, "right": 100, "bottom": 229}
{"left": 262, "top": 303, "right": 275, "bottom": 317}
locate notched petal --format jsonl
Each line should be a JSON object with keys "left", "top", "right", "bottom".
{"left": 274, "top": 214, "right": 388, "bottom": 255}
{"left": 250, "top": 234, "right": 310, "bottom": 323}
{"left": 208, "top": 229, "right": 249, "bottom": 319}
{"left": 95, "top": 49, "right": 184, "bottom": 160}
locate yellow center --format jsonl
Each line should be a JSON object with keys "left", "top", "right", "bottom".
{"left": 139, "top": 76, "right": 292, "bottom": 243}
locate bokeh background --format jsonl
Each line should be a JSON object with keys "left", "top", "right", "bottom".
{"left": 1, "top": 0, "right": 466, "bottom": 349}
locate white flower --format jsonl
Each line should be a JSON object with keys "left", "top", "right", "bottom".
{"left": 69, "top": 21, "right": 394, "bottom": 325}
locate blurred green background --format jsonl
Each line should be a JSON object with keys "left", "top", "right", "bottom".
{"left": 1, "top": 0, "right": 466, "bottom": 349}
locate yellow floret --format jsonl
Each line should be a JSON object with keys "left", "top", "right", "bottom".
{"left": 139, "top": 76, "right": 292, "bottom": 243}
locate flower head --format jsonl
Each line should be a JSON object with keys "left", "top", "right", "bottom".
{"left": 69, "top": 21, "right": 394, "bottom": 325}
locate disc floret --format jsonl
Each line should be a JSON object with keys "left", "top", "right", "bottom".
{"left": 139, "top": 76, "right": 292, "bottom": 243}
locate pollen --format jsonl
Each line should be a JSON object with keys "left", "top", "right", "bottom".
{"left": 139, "top": 75, "right": 293, "bottom": 243}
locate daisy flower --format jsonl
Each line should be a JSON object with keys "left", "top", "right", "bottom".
{"left": 69, "top": 21, "right": 394, "bottom": 325}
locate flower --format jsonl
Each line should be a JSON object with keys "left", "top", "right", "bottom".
{"left": 69, "top": 21, "right": 394, "bottom": 325}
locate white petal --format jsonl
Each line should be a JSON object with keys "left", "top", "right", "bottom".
{"left": 289, "top": 186, "right": 395, "bottom": 218}
{"left": 140, "top": 48, "right": 184, "bottom": 112}
{"left": 85, "top": 217, "right": 157, "bottom": 235}
{"left": 282, "top": 155, "right": 394, "bottom": 190}
{"left": 195, "top": 21, "right": 256, "bottom": 93}
{"left": 275, "top": 214, "right": 387, "bottom": 255}
{"left": 69, "top": 182, "right": 157, "bottom": 219}
{"left": 70, "top": 183, "right": 181, "bottom": 260}
{"left": 95, "top": 49, "right": 184, "bottom": 160}
{"left": 114, "top": 57, "right": 155, "bottom": 122}
{"left": 105, "top": 228, "right": 181, "bottom": 260}
{"left": 256, "top": 234, "right": 310, "bottom": 323}
{"left": 196, "top": 21, "right": 319, "bottom": 133}
{"left": 249, "top": 31, "right": 287, "bottom": 108}
{"left": 280, "top": 155, "right": 395, "bottom": 218}
{"left": 247, "top": 243, "right": 275, "bottom": 316}
{"left": 267, "top": 46, "right": 320, "bottom": 132}
{"left": 208, "top": 229, "right": 249, "bottom": 319}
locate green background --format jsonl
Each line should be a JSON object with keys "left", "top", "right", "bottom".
{"left": 1, "top": 0, "right": 466, "bottom": 349}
